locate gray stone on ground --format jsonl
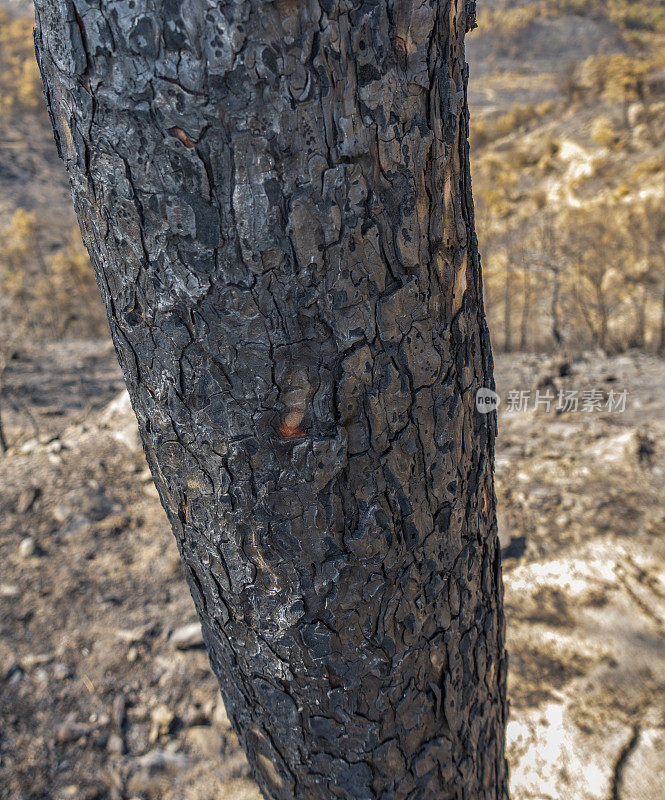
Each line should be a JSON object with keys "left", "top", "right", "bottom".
{"left": 169, "top": 623, "right": 204, "bottom": 650}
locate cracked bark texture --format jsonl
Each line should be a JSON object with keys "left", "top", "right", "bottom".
{"left": 33, "top": 1, "right": 508, "bottom": 797}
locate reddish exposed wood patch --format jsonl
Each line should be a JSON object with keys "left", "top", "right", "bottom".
{"left": 170, "top": 127, "right": 196, "bottom": 148}
{"left": 277, "top": 422, "right": 306, "bottom": 440}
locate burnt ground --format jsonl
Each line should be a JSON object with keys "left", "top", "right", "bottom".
{"left": 1, "top": 343, "right": 664, "bottom": 800}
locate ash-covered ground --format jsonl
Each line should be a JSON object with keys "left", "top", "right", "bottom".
{"left": 1, "top": 344, "right": 664, "bottom": 800}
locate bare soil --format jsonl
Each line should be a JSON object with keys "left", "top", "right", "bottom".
{"left": 1, "top": 343, "right": 664, "bottom": 800}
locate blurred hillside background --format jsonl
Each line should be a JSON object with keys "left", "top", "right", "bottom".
{"left": 1, "top": 2, "right": 665, "bottom": 800}
{"left": 470, "top": 0, "right": 665, "bottom": 354}
{"left": 2, "top": 0, "right": 665, "bottom": 380}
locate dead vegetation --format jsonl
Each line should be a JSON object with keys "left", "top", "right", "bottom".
{"left": 0, "top": 9, "right": 41, "bottom": 117}
{"left": 470, "top": 4, "right": 665, "bottom": 353}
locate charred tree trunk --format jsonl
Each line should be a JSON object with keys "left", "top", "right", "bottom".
{"left": 33, "top": 2, "right": 508, "bottom": 798}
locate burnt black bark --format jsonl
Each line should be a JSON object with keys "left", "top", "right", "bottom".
{"left": 33, "top": 2, "right": 508, "bottom": 798}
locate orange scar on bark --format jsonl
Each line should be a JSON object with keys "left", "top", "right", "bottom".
{"left": 278, "top": 410, "right": 306, "bottom": 440}
{"left": 278, "top": 377, "right": 309, "bottom": 439}
{"left": 170, "top": 127, "right": 196, "bottom": 148}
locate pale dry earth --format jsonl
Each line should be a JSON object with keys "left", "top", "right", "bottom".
{"left": 2, "top": 345, "right": 665, "bottom": 800}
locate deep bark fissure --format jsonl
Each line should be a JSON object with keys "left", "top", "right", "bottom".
{"left": 34, "top": 1, "right": 508, "bottom": 798}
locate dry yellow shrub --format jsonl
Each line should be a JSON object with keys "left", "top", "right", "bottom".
{"left": 0, "top": 210, "right": 104, "bottom": 339}
{"left": 591, "top": 116, "right": 619, "bottom": 148}
{"left": 0, "top": 11, "right": 42, "bottom": 115}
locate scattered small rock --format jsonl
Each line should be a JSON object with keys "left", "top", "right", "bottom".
{"left": 22, "top": 653, "right": 53, "bottom": 668}
{"left": 169, "top": 623, "right": 204, "bottom": 650}
{"left": 19, "top": 438, "right": 38, "bottom": 455}
{"left": 99, "top": 391, "right": 141, "bottom": 452}
{"left": 15, "top": 487, "right": 40, "bottom": 514}
{"left": 4, "top": 661, "right": 22, "bottom": 682}
{"left": 111, "top": 695, "right": 126, "bottom": 731}
{"left": 53, "top": 663, "right": 71, "bottom": 681}
{"left": 149, "top": 705, "right": 175, "bottom": 743}
{"left": 184, "top": 700, "right": 210, "bottom": 728}
{"left": 106, "top": 733, "right": 125, "bottom": 755}
{"left": 136, "top": 748, "right": 189, "bottom": 772}
{"left": 34, "top": 667, "right": 49, "bottom": 684}
{"left": 18, "top": 537, "right": 44, "bottom": 560}
{"left": 151, "top": 707, "right": 175, "bottom": 729}
{"left": 8, "top": 669, "right": 23, "bottom": 686}
{"left": 115, "top": 625, "right": 151, "bottom": 644}
{"left": 56, "top": 720, "right": 89, "bottom": 744}
{"left": 46, "top": 439, "right": 65, "bottom": 454}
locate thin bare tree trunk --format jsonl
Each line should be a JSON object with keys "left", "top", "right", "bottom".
{"left": 0, "top": 357, "right": 9, "bottom": 453}
{"left": 660, "top": 282, "right": 665, "bottom": 356}
{"left": 34, "top": 2, "right": 508, "bottom": 798}
{"left": 634, "top": 285, "right": 647, "bottom": 349}
{"left": 0, "top": 407, "right": 7, "bottom": 453}
{"left": 504, "top": 265, "right": 513, "bottom": 352}
{"left": 520, "top": 265, "right": 531, "bottom": 352}
{"left": 551, "top": 264, "right": 562, "bottom": 350}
